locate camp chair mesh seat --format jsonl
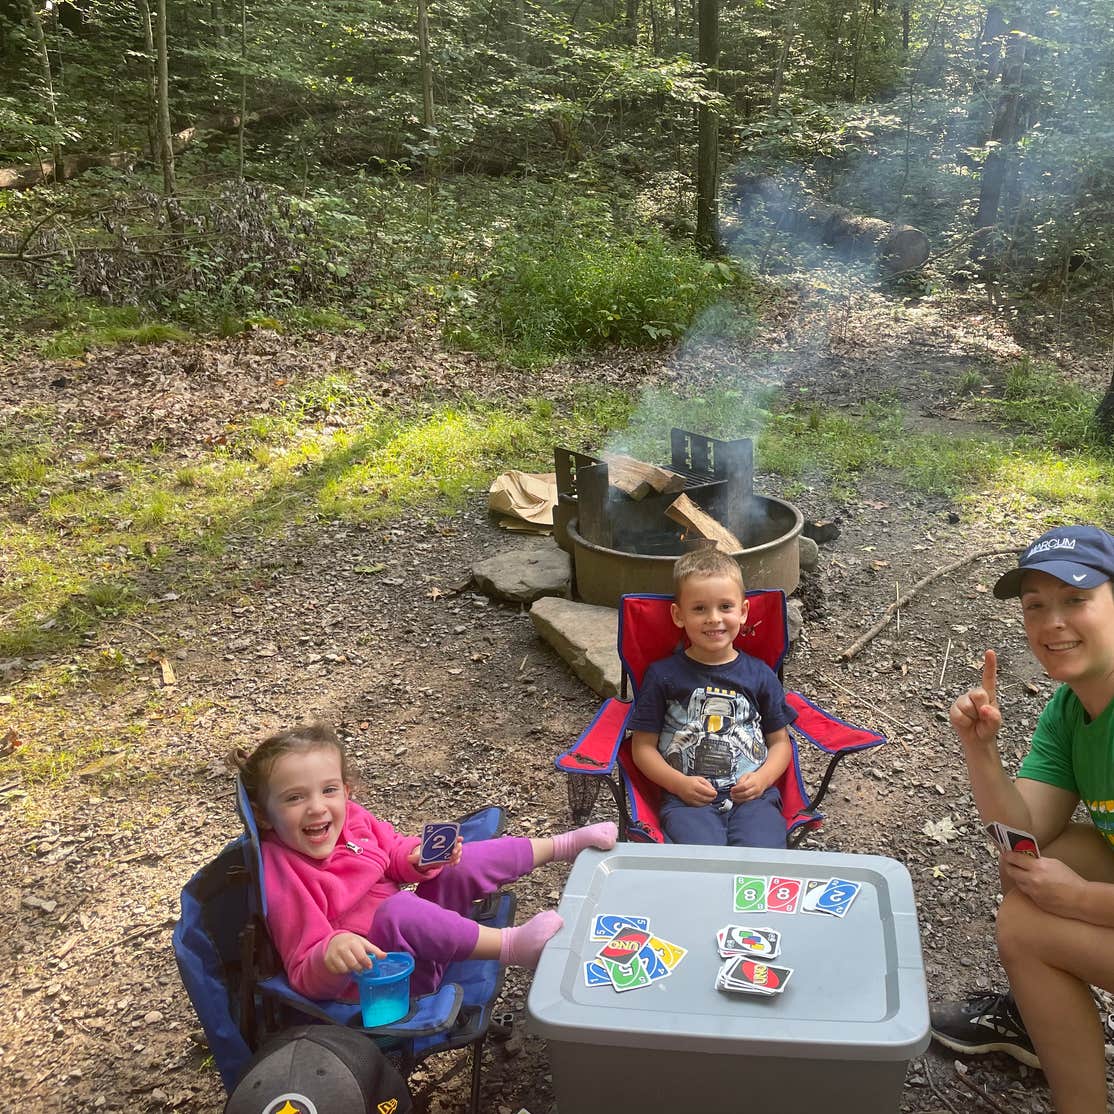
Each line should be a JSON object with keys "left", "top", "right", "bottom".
{"left": 555, "top": 591, "right": 886, "bottom": 845}
{"left": 173, "top": 784, "right": 514, "bottom": 1114}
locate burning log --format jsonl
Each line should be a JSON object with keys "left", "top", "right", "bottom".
{"left": 602, "top": 453, "right": 686, "bottom": 501}
{"left": 665, "top": 494, "right": 743, "bottom": 553}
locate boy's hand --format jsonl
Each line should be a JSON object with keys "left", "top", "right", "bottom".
{"left": 730, "top": 772, "right": 767, "bottom": 803}
{"left": 324, "top": 932, "right": 386, "bottom": 975}
{"left": 949, "top": 650, "right": 1002, "bottom": 748}
{"left": 676, "top": 775, "right": 717, "bottom": 806}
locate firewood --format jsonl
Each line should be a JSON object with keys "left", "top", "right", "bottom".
{"left": 602, "top": 453, "right": 686, "bottom": 501}
{"left": 664, "top": 493, "right": 743, "bottom": 553}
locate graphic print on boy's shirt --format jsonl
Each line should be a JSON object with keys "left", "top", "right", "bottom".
{"left": 662, "top": 685, "right": 765, "bottom": 783}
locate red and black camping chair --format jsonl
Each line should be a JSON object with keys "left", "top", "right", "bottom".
{"left": 554, "top": 591, "right": 886, "bottom": 845}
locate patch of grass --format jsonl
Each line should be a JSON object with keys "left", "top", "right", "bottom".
{"left": 976, "top": 356, "right": 1102, "bottom": 447}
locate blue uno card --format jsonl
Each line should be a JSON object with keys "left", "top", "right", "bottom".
{"left": 637, "top": 944, "right": 669, "bottom": 981}
{"left": 816, "top": 878, "right": 861, "bottom": 917}
{"left": 590, "top": 913, "right": 650, "bottom": 941}
{"left": 583, "top": 959, "right": 611, "bottom": 987}
{"left": 419, "top": 822, "right": 460, "bottom": 866}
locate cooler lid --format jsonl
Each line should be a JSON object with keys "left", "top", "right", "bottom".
{"left": 527, "top": 845, "right": 929, "bottom": 1061}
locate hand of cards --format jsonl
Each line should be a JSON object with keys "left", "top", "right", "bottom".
{"left": 985, "top": 821, "right": 1040, "bottom": 857}
{"left": 419, "top": 822, "right": 460, "bottom": 867}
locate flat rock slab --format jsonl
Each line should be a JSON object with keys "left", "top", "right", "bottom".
{"left": 530, "top": 597, "right": 620, "bottom": 698}
{"left": 473, "top": 539, "right": 572, "bottom": 604}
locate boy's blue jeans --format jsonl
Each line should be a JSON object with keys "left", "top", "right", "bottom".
{"left": 659, "top": 785, "right": 786, "bottom": 848}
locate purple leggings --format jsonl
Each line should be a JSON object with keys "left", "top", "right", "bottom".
{"left": 370, "top": 836, "right": 534, "bottom": 995}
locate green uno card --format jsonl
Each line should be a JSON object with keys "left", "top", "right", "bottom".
{"left": 734, "top": 874, "right": 768, "bottom": 913}
{"left": 603, "top": 955, "right": 653, "bottom": 992}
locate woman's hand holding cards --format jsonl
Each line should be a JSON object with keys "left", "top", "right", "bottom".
{"left": 950, "top": 649, "right": 1003, "bottom": 748}
{"left": 1002, "top": 853, "right": 1089, "bottom": 919}
{"left": 325, "top": 931, "right": 386, "bottom": 974}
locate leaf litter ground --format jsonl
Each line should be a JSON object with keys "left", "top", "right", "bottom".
{"left": 2, "top": 284, "right": 1109, "bottom": 1113}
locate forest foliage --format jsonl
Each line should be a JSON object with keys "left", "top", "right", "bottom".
{"left": 0, "top": 0, "right": 1112, "bottom": 371}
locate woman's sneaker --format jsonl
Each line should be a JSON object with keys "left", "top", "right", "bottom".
{"left": 930, "top": 991, "right": 1040, "bottom": 1068}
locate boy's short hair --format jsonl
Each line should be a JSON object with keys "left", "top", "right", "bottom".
{"left": 673, "top": 546, "right": 745, "bottom": 596}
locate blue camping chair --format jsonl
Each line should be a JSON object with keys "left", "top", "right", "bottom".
{"left": 173, "top": 780, "right": 516, "bottom": 1114}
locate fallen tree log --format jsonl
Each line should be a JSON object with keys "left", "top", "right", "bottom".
{"left": 0, "top": 107, "right": 289, "bottom": 191}
{"left": 729, "top": 173, "right": 930, "bottom": 274}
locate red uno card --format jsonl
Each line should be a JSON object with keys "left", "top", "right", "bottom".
{"left": 766, "top": 876, "right": 803, "bottom": 914}
{"left": 597, "top": 928, "right": 650, "bottom": 966}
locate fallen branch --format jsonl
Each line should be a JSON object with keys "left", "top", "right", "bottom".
{"left": 954, "top": 1063, "right": 1019, "bottom": 1114}
{"left": 818, "top": 673, "right": 911, "bottom": 746}
{"left": 837, "top": 546, "right": 1022, "bottom": 662}
{"left": 922, "top": 1057, "right": 964, "bottom": 1114}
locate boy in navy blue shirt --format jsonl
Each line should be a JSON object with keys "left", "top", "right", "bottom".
{"left": 628, "top": 547, "right": 796, "bottom": 847}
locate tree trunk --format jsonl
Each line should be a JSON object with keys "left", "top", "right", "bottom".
{"left": 625, "top": 0, "right": 638, "bottom": 44}
{"left": 154, "top": 0, "right": 176, "bottom": 197}
{"left": 694, "top": 0, "right": 719, "bottom": 255}
{"left": 972, "top": 17, "right": 1026, "bottom": 262}
{"left": 770, "top": 0, "right": 801, "bottom": 110}
{"left": 24, "top": 0, "right": 64, "bottom": 183}
{"left": 1096, "top": 371, "right": 1114, "bottom": 441}
{"left": 237, "top": 0, "right": 247, "bottom": 178}
{"left": 901, "top": 0, "right": 910, "bottom": 51}
{"left": 416, "top": 0, "right": 436, "bottom": 178}
{"left": 136, "top": 0, "right": 158, "bottom": 163}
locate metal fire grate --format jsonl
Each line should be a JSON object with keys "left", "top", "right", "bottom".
{"left": 554, "top": 430, "right": 754, "bottom": 555}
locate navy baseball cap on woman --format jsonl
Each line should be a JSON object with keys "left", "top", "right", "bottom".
{"left": 993, "top": 526, "right": 1114, "bottom": 599}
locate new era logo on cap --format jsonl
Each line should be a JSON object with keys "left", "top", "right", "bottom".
{"left": 994, "top": 526, "right": 1114, "bottom": 599}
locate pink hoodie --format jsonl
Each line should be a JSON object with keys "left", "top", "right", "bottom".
{"left": 261, "top": 799, "right": 439, "bottom": 1000}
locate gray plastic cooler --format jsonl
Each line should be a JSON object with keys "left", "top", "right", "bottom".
{"left": 527, "top": 844, "right": 929, "bottom": 1114}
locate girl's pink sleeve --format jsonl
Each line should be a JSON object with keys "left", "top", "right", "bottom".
{"left": 262, "top": 844, "right": 353, "bottom": 1001}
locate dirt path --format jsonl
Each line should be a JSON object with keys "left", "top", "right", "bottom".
{"left": 1, "top": 284, "right": 1105, "bottom": 1113}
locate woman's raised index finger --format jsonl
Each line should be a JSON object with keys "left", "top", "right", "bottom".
{"left": 982, "top": 649, "right": 998, "bottom": 705}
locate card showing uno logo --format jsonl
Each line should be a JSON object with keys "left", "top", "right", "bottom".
{"left": 752, "top": 965, "right": 770, "bottom": 986}
{"left": 599, "top": 929, "right": 650, "bottom": 962}
{"left": 378, "top": 1101, "right": 400, "bottom": 1114}
{"left": 263, "top": 1095, "right": 319, "bottom": 1114}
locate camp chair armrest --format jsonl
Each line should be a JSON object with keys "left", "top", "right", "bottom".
{"left": 554, "top": 698, "right": 633, "bottom": 777}
{"left": 786, "top": 691, "right": 886, "bottom": 755}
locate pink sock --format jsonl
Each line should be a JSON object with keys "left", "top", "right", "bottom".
{"left": 551, "top": 821, "right": 618, "bottom": 863}
{"left": 498, "top": 910, "right": 564, "bottom": 969}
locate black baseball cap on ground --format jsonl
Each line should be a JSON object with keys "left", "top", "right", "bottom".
{"left": 993, "top": 525, "right": 1114, "bottom": 599}
{"left": 224, "top": 1025, "right": 413, "bottom": 1114}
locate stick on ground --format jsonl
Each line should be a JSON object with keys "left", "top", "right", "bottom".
{"left": 837, "top": 547, "right": 1021, "bottom": 662}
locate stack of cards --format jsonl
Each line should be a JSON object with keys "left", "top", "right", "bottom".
{"left": 715, "top": 956, "right": 794, "bottom": 997}
{"left": 734, "top": 874, "right": 861, "bottom": 918}
{"left": 985, "top": 822, "right": 1040, "bottom": 857}
{"left": 716, "top": 924, "right": 781, "bottom": 960}
{"left": 583, "top": 913, "right": 687, "bottom": 993}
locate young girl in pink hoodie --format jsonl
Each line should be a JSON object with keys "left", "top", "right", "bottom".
{"left": 235, "top": 723, "right": 616, "bottom": 1001}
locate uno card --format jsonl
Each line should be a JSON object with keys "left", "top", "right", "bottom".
{"left": 800, "top": 878, "right": 830, "bottom": 914}
{"left": 733, "top": 874, "right": 768, "bottom": 913}
{"left": 766, "top": 876, "right": 803, "bottom": 914}
{"left": 645, "top": 934, "right": 687, "bottom": 970}
{"left": 590, "top": 913, "right": 651, "bottom": 941}
{"left": 597, "top": 928, "right": 651, "bottom": 966}
{"left": 717, "top": 956, "right": 794, "bottom": 995}
{"left": 418, "top": 822, "right": 460, "bottom": 867}
{"left": 603, "top": 955, "right": 653, "bottom": 992}
{"left": 637, "top": 944, "right": 670, "bottom": 981}
{"left": 986, "top": 821, "right": 1040, "bottom": 857}
{"left": 814, "top": 877, "right": 861, "bottom": 917}
{"left": 718, "top": 925, "right": 781, "bottom": 959}
{"left": 583, "top": 959, "right": 611, "bottom": 987}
